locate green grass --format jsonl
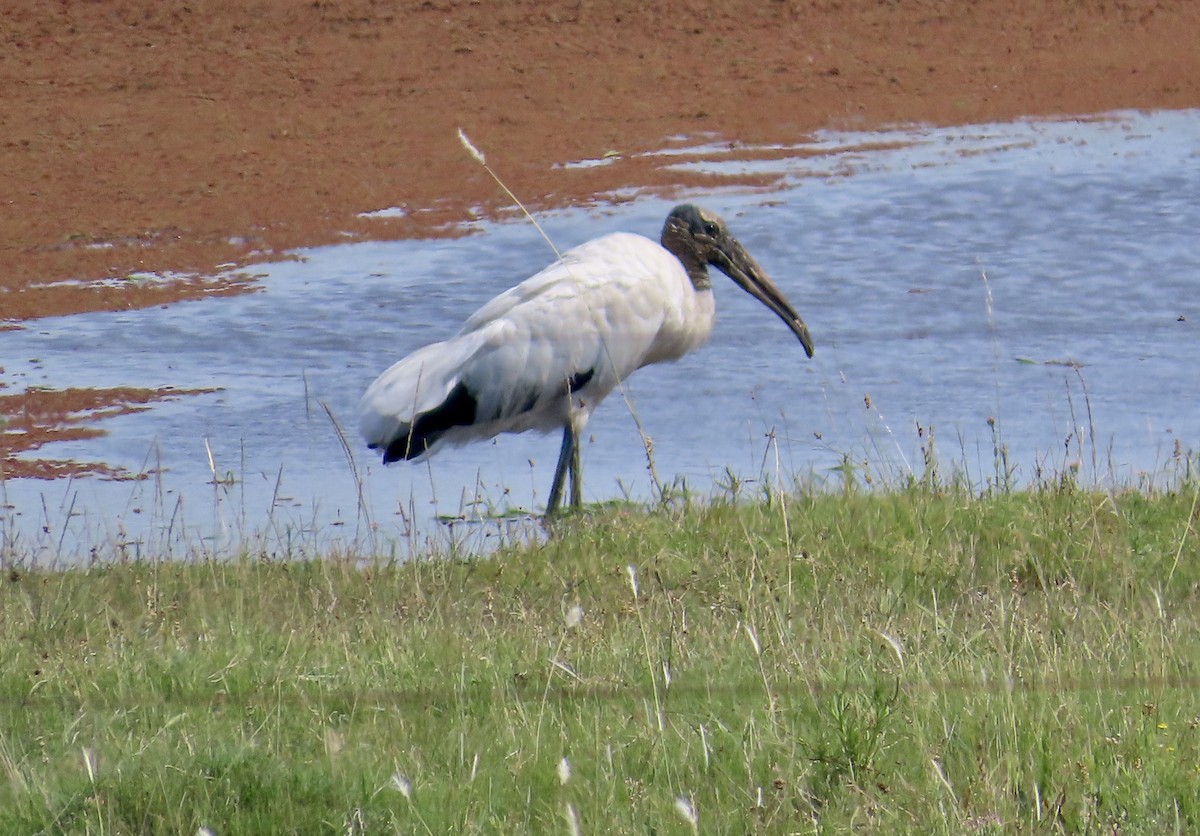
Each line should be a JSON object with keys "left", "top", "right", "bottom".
{"left": 1, "top": 480, "right": 1199, "bottom": 833}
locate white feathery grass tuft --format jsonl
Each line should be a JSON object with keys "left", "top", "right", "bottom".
{"left": 390, "top": 771, "right": 413, "bottom": 799}
{"left": 82, "top": 747, "right": 98, "bottom": 783}
{"left": 744, "top": 622, "right": 762, "bottom": 656}
{"left": 626, "top": 561, "right": 663, "bottom": 732}
{"left": 203, "top": 437, "right": 216, "bottom": 478}
{"left": 930, "top": 757, "right": 959, "bottom": 805}
{"left": 674, "top": 795, "right": 699, "bottom": 831}
{"left": 197, "top": 828, "right": 216, "bottom": 836}
{"left": 873, "top": 627, "right": 906, "bottom": 667}
{"left": 564, "top": 603, "right": 583, "bottom": 629}
{"left": 457, "top": 128, "right": 486, "bottom": 166}
{"left": 386, "top": 769, "right": 433, "bottom": 835}
{"left": 564, "top": 802, "right": 581, "bottom": 836}
{"left": 557, "top": 756, "right": 572, "bottom": 785}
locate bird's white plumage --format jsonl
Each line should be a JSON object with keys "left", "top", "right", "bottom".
{"left": 358, "top": 231, "right": 716, "bottom": 459}
{"left": 361, "top": 203, "right": 814, "bottom": 515}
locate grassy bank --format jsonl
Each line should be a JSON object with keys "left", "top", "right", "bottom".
{"left": 1, "top": 481, "right": 1199, "bottom": 833}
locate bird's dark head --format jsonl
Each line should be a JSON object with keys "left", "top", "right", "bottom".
{"left": 661, "top": 204, "right": 814, "bottom": 357}
{"left": 660, "top": 204, "right": 729, "bottom": 286}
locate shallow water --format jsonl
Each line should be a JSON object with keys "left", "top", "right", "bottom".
{"left": 2, "top": 110, "right": 1198, "bottom": 562}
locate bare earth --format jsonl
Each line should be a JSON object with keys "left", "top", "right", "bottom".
{"left": 2, "top": 0, "right": 1199, "bottom": 476}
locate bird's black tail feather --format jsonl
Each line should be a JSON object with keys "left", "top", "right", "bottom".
{"left": 380, "top": 381, "right": 478, "bottom": 463}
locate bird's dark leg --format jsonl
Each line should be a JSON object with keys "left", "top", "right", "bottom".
{"left": 568, "top": 420, "right": 583, "bottom": 509}
{"left": 546, "top": 423, "right": 574, "bottom": 516}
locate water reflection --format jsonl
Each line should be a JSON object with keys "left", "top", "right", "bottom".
{"left": 1, "top": 110, "right": 1197, "bottom": 562}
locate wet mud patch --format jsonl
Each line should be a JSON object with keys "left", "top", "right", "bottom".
{"left": 0, "top": 386, "right": 216, "bottom": 480}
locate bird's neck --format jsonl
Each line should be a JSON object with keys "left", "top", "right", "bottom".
{"left": 661, "top": 232, "right": 712, "bottom": 290}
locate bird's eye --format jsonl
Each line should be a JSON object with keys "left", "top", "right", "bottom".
{"left": 703, "top": 221, "right": 719, "bottom": 237}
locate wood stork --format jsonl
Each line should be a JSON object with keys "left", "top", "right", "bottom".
{"left": 360, "top": 204, "right": 814, "bottom": 515}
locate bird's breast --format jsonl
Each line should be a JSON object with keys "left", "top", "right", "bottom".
{"left": 641, "top": 286, "right": 715, "bottom": 368}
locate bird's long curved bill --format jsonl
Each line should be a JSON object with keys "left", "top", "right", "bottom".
{"left": 716, "top": 241, "right": 815, "bottom": 357}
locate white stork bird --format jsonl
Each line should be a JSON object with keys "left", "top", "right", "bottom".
{"left": 360, "top": 204, "right": 814, "bottom": 515}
